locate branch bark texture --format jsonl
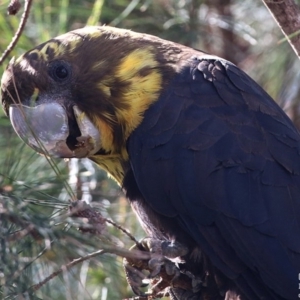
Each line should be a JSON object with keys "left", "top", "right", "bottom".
{"left": 0, "top": 0, "right": 33, "bottom": 65}
{"left": 262, "top": 0, "right": 300, "bottom": 58}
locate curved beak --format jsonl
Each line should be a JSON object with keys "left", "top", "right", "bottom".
{"left": 9, "top": 103, "right": 101, "bottom": 158}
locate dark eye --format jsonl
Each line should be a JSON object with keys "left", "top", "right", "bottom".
{"left": 48, "top": 61, "right": 71, "bottom": 83}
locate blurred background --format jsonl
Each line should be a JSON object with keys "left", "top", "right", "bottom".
{"left": 0, "top": 0, "right": 299, "bottom": 299}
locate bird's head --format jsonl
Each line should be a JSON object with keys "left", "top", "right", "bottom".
{"left": 1, "top": 26, "right": 181, "bottom": 182}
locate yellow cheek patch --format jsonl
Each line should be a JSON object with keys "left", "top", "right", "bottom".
{"left": 114, "top": 48, "right": 163, "bottom": 139}
{"left": 116, "top": 70, "right": 162, "bottom": 133}
{"left": 116, "top": 48, "right": 159, "bottom": 81}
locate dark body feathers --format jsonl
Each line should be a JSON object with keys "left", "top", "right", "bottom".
{"left": 124, "top": 57, "right": 300, "bottom": 299}
{"left": 2, "top": 27, "right": 300, "bottom": 300}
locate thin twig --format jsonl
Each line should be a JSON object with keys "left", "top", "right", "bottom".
{"left": 30, "top": 249, "right": 106, "bottom": 291}
{"left": 30, "top": 245, "right": 151, "bottom": 292}
{"left": 0, "top": 0, "right": 33, "bottom": 65}
{"left": 105, "top": 217, "right": 140, "bottom": 246}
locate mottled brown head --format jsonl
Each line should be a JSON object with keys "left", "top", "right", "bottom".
{"left": 0, "top": 26, "right": 182, "bottom": 182}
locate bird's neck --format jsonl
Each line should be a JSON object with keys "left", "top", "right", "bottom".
{"left": 88, "top": 44, "right": 194, "bottom": 183}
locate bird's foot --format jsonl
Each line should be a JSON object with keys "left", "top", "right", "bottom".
{"left": 123, "top": 237, "right": 191, "bottom": 298}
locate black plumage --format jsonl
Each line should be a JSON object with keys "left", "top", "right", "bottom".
{"left": 124, "top": 57, "right": 300, "bottom": 299}
{"left": 1, "top": 26, "right": 300, "bottom": 299}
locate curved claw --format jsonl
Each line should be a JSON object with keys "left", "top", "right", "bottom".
{"left": 123, "top": 257, "right": 148, "bottom": 296}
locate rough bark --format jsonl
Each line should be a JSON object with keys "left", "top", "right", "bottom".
{"left": 262, "top": 0, "right": 300, "bottom": 59}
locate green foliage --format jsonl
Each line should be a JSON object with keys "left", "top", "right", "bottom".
{"left": 0, "top": 0, "right": 299, "bottom": 299}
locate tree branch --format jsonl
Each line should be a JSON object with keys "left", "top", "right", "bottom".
{"left": 261, "top": 0, "right": 300, "bottom": 58}
{"left": 0, "top": 0, "right": 33, "bottom": 66}
{"left": 30, "top": 249, "right": 106, "bottom": 291}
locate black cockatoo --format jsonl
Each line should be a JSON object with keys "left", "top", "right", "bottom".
{"left": 1, "top": 26, "right": 300, "bottom": 300}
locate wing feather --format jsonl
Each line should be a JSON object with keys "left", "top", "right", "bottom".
{"left": 128, "top": 56, "right": 300, "bottom": 299}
